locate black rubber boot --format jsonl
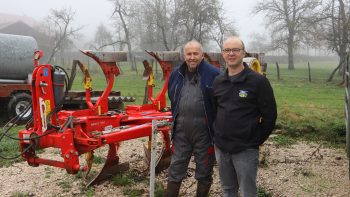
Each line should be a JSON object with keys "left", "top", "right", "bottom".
{"left": 165, "top": 181, "right": 181, "bottom": 197}
{"left": 196, "top": 181, "right": 211, "bottom": 197}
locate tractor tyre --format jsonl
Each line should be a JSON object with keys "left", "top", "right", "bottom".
{"left": 7, "top": 92, "right": 32, "bottom": 124}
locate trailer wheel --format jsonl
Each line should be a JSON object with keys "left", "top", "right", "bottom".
{"left": 7, "top": 93, "right": 32, "bottom": 123}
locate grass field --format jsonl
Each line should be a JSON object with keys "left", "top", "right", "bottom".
{"left": 266, "top": 60, "right": 345, "bottom": 146}
{"left": 0, "top": 59, "right": 346, "bottom": 167}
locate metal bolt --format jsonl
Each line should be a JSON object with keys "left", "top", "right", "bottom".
{"left": 62, "top": 136, "right": 66, "bottom": 139}
{"left": 70, "top": 150, "right": 74, "bottom": 154}
{"left": 65, "top": 154, "right": 70, "bottom": 159}
{"left": 75, "top": 152, "right": 79, "bottom": 156}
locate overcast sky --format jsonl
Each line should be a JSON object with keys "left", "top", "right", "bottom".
{"left": 1, "top": 0, "right": 265, "bottom": 47}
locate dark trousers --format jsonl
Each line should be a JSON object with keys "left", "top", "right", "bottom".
{"left": 167, "top": 125, "right": 214, "bottom": 184}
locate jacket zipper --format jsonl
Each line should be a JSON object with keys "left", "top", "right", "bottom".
{"left": 198, "top": 72, "right": 214, "bottom": 145}
{"left": 173, "top": 70, "right": 185, "bottom": 119}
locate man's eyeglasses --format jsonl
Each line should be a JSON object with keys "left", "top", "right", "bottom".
{"left": 222, "top": 48, "right": 244, "bottom": 54}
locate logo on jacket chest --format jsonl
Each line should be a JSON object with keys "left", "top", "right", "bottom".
{"left": 238, "top": 90, "right": 248, "bottom": 98}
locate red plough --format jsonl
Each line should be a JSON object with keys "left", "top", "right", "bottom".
{"left": 18, "top": 50, "right": 179, "bottom": 186}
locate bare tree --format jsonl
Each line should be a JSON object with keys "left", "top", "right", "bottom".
{"left": 44, "top": 7, "right": 82, "bottom": 64}
{"left": 180, "top": 0, "right": 220, "bottom": 43}
{"left": 209, "top": 11, "right": 237, "bottom": 50}
{"left": 255, "top": 0, "right": 321, "bottom": 70}
{"left": 110, "top": 0, "right": 137, "bottom": 70}
{"left": 140, "top": 0, "right": 184, "bottom": 51}
{"left": 139, "top": 0, "right": 230, "bottom": 51}
{"left": 105, "top": 0, "right": 236, "bottom": 55}
{"left": 315, "top": 0, "right": 350, "bottom": 82}
{"left": 91, "top": 23, "right": 113, "bottom": 51}
{"left": 246, "top": 33, "right": 271, "bottom": 52}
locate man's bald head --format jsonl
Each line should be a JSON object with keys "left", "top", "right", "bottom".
{"left": 223, "top": 36, "right": 245, "bottom": 51}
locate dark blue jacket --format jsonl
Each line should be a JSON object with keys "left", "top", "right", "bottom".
{"left": 168, "top": 59, "right": 221, "bottom": 140}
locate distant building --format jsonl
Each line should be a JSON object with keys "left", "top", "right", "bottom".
{"left": 0, "top": 20, "right": 53, "bottom": 61}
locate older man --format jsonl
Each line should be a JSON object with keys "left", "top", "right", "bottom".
{"left": 212, "top": 36, "right": 277, "bottom": 197}
{"left": 166, "top": 40, "right": 220, "bottom": 197}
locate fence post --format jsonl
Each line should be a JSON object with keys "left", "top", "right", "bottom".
{"left": 149, "top": 120, "right": 157, "bottom": 197}
{"left": 276, "top": 62, "right": 280, "bottom": 80}
{"left": 155, "top": 60, "right": 158, "bottom": 79}
{"left": 345, "top": 53, "right": 350, "bottom": 179}
{"left": 262, "top": 63, "right": 268, "bottom": 76}
{"left": 308, "top": 62, "right": 311, "bottom": 82}
{"left": 134, "top": 56, "right": 138, "bottom": 76}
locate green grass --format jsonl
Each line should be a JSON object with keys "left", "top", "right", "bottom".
{"left": 270, "top": 135, "right": 296, "bottom": 148}
{"left": 10, "top": 192, "right": 31, "bottom": 197}
{"left": 93, "top": 155, "right": 106, "bottom": 164}
{"left": 258, "top": 185, "right": 273, "bottom": 197}
{"left": 294, "top": 167, "right": 315, "bottom": 177}
{"left": 110, "top": 169, "right": 148, "bottom": 197}
{"left": 58, "top": 180, "right": 72, "bottom": 192}
{"left": 266, "top": 61, "right": 345, "bottom": 147}
{"left": 155, "top": 182, "right": 165, "bottom": 197}
{"left": 0, "top": 125, "right": 25, "bottom": 167}
{"left": 112, "top": 173, "right": 135, "bottom": 186}
{"left": 111, "top": 169, "right": 145, "bottom": 186}
{"left": 83, "top": 187, "right": 95, "bottom": 197}
{"left": 122, "top": 187, "right": 145, "bottom": 197}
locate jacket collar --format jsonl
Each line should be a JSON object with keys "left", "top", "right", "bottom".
{"left": 224, "top": 62, "right": 250, "bottom": 83}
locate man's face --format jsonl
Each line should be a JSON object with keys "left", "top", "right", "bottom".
{"left": 184, "top": 44, "right": 204, "bottom": 72}
{"left": 222, "top": 39, "right": 245, "bottom": 68}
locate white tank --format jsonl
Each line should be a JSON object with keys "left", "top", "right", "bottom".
{"left": 0, "top": 33, "right": 38, "bottom": 80}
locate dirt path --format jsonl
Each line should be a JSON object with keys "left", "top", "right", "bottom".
{"left": 0, "top": 138, "right": 349, "bottom": 197}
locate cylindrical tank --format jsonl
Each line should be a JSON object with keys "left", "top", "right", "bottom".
{"left": 0, "top": 33, "right": 38, "bottom": 80}
{"left": 53, "top": 70, "right": 66, "bottom": 107}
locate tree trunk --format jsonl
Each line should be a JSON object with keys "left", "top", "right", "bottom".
{"left": 115, "top": 4, "right": 136, "bottom": 71}
{"left": 327, "top": 57, "right": 346, "bottom": 82}
{"left": 287, "top": 37, "right": 294, "bottom": 70}
{"left": 338, "top": 54, "right": 346, "bottom": 76}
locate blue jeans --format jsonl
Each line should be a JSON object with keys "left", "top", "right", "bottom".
{"left": 215, "top": 146, "right": 259, "bottom": 197}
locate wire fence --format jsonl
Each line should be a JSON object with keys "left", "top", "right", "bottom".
{"left": 259, "top": 60, "right": 345, "bottom": 118}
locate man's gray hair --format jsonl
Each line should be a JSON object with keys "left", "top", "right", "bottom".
{"left": 183, "top": 40, "right": 203, "bottom": 53}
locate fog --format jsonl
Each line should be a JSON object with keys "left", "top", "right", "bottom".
{"left": 0, "top": 0, "right": 265, "bottom": 45}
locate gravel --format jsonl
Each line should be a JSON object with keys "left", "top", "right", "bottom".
{"left": 0, "top": 138, "right": 349, "bottom": 197}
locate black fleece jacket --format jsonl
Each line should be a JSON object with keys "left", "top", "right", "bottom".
{"left": 212, "top": 65, "right": 277, "bottom": 153}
